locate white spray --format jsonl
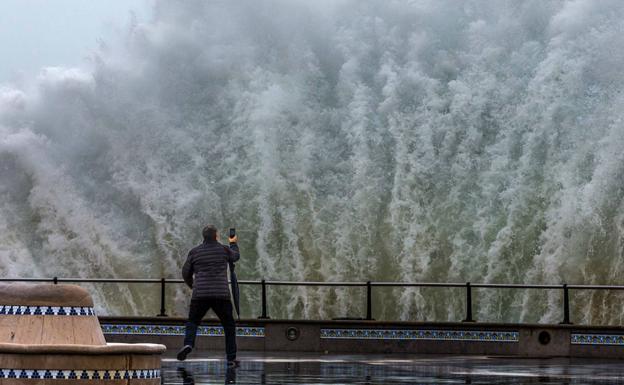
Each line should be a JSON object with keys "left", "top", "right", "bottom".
{"left": 1, "top": 0, "right": 624, "bottom": 322}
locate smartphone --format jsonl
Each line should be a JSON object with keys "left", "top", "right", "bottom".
{"left": 229, "top": 228, "right": 236, "bottom": 240}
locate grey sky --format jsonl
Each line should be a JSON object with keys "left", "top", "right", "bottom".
{"left": 0, "top": 0, "right": 151, "bottom": 84}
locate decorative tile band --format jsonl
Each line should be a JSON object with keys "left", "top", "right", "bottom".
{"left": 101, "top": 324, "right": 265, "bottom": 337}
{"left": 571, "top": 333, "right": 624, "bottom": 346}
{"left": 320, "top": 328, "right": 519, "bottom": 342}
{"left": 0, "top": 369, "right": 160, "bottom": 380}
{"left": 0, "top": 305, "right": 95, "bottom": 316}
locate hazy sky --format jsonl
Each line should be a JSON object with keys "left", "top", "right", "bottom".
{"left": 0, "top": 0, "right": 151, "bottom": 84}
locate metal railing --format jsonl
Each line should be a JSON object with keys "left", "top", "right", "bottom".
{"left": 2, "top": 277, "right": 624, "bottom": 324}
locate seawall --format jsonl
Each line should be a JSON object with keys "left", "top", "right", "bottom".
{"left": 100, "top": 317, "right": 624, "bottom": 358}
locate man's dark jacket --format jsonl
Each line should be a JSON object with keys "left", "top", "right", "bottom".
{"left": 182, "top": 239, "right": 240, "bottom": 300}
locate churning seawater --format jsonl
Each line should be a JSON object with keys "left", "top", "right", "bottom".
{"left": 1, "top": 0, "right": 624, "bottom": 323}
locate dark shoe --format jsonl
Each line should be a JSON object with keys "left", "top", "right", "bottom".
{"left": 225, "top": 366, "right": 236, "bottom": 383}
{"left": 177, "top": 345, "right": 193, "bottom": 361}
{"left": 226, "top": 359, "right": 240, "bottom": 368}
{"left": 177, "top": 368, "right": 195, "bottom": 385}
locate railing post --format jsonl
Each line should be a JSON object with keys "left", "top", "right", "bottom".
{"left": 53, "top": 277, "right": 58, "bottom": 285}
{"left": 157, "top": 278, "right": 167, "bottom": 317}
{"left": 560, "top": 283, "right": 572, "bottom": 325}
{"left": 258, "top": 279, "right": 270, "bottom": 319}
{"left": 462, "top": 282, "right": 475, "bottom": 322}
{"left": 366, "top": 281, "right": 373, "bottom": 320}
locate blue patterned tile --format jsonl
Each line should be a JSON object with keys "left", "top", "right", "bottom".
{"left": 0, "top": 305, "right": 95, "bottom": 316}
{"left": 0, "top": 368, "right": 160, "bottom": 380}
{"left": 320, "top": 328, "right": 519, "bottom": 342}
{"left": 571, "top": 333, "right": 624, "bottom": 346}
{"left": 101, "top": 324, "right": 265, "bottom": 337}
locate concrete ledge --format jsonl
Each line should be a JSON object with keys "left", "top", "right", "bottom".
{"left": 0, "top": 284, "right": 93, "bottom": 307}
{"left": 0, "top": 343, "right": 166, "bottom": 355}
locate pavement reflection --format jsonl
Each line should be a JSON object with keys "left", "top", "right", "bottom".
{"left": 164, "top": 353, "right": 624, "bottom": 384}
{"left": 177, "top": 366, "right": 237, "bottom": 384}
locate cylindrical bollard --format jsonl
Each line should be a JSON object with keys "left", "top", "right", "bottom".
{"left": 0, "top": 283, "right": 166, "bottom": 384}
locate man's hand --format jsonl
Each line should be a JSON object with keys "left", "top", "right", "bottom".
{"left": 228, "top": 235, "right": 238, "bottom": 244}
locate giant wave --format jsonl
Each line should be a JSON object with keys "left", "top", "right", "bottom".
{"left": 1, "top": 0, "right": 624, "bottom": 323}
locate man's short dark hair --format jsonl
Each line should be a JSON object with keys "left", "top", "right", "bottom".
{"left": 202, "top": 225, "right": 218, "bottom": 241}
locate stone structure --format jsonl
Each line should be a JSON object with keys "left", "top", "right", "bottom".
{"left": 102, "top": 317, "right": 624, "bottom": 358}
{"left": 0, "top": 283, "right": 165, "bottom": 383}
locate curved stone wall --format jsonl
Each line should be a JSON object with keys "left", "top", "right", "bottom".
{"left": 0, "top": 284, "right": 165, "bottom": 384}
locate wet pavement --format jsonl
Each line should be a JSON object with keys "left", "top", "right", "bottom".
{"left": 163, "top": 352, "right": 624, "bottom": 384}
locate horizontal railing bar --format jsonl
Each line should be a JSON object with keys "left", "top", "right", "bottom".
{"left": 369, "top": 282, "right": 564, "bottom": 289}
{"left": 567, "top": 284, "right": 624, "bottom": 290}
{"left": 3, "top": 278, "right": 624, "bottom": 291}
{"left": 471, "top": 283, "right": 563, "bottom": 289}
{"left": 0, "top": 278, "right": 165, "bottom": 283}
{"left": 263, "top": 281, "right": 365, "bottom": 287}
{"left": 371, "top": 282, "right": 466, "bottom": 287}
{"left": 0, "top": 278, "right": 364, "bottom": 286}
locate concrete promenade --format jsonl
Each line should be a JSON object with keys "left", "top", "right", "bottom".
{"left": 164, "top": 352, "right": 624, "bottom": 384}
{"left": 101, "top": 317, "right": 624, "bottom": 359}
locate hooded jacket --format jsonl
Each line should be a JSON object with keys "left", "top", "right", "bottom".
{"left": 182, "top": 239, "right": 240, "bottom": 300}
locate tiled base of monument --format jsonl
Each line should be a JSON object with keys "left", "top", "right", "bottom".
{"left": 0, "top": 351, "right": 161, "bottom": 384}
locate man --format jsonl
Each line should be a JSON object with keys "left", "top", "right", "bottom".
{"left": 177, "top": 224, "right": 240, "bottom": 365}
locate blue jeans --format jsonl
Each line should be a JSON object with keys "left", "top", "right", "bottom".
{"left": 184, "top": 299, "right": 237, "bottom": 360}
